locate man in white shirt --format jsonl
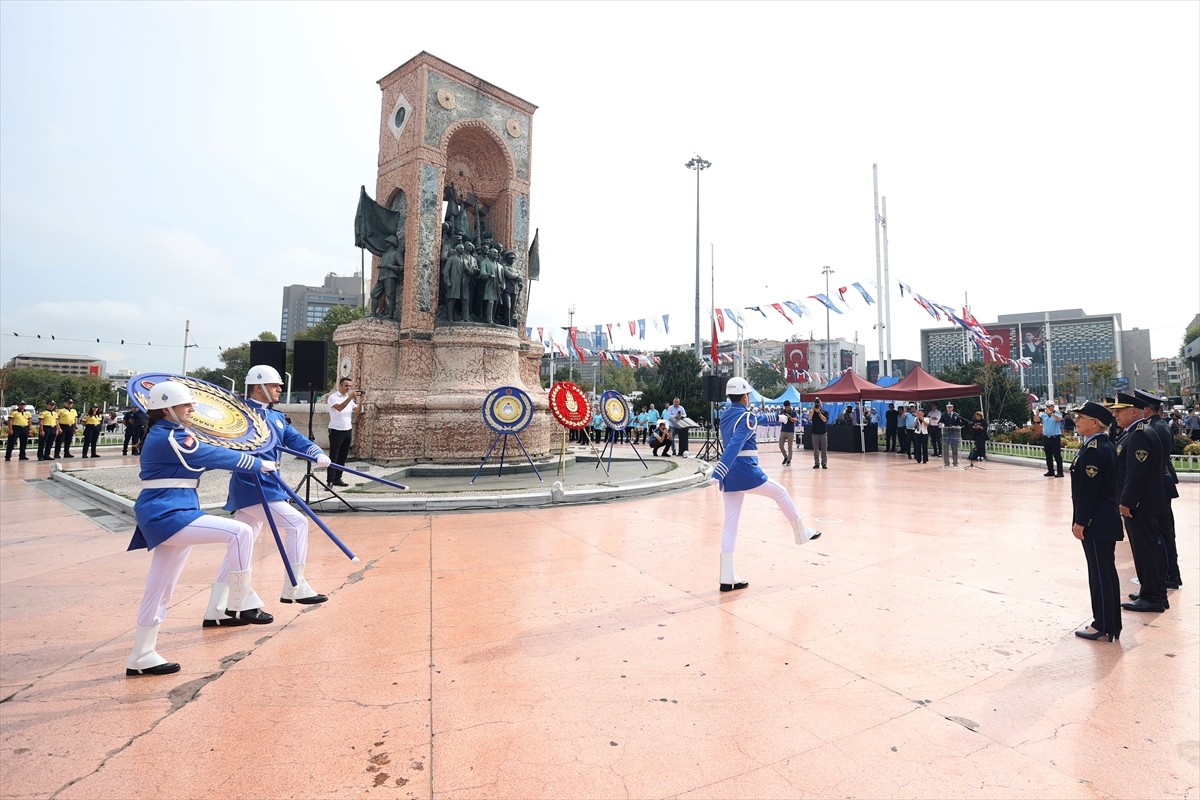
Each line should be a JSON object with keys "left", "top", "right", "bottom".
{"left": 326, "top": 377, "right": 362, "bottom": 487}
{"left": 664, "top": 397, "right": 690, "bottom": 458}
{"left": 927, "top": 404, "right": 943, "bottom": 457}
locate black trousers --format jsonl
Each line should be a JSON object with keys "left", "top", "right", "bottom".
{"left": 912, "top": 432, "right": 928, "bottom": 463}
{"left": 930, "top": 426, "right": 942, "bottom": 456}
{"left": 5, "top": 426, "right": 29, "bottom": 459}
{"left": 55, "top": 424, "right": 75, "bottom": 456}
{"left": 38, "top": 427, "right": 57, "bottom": 460}
{"left": 898, "top": 427, "right": 910, "bottom": 456}
{"left": 1125, "top": 514, "right": 1167, "bottom": 606}
{"left": 1043, "top": 435, "right": 1063, "bottom": 474}
{"left": 1082, "top": 538, "right": 1122, "bottom": 637}
{"left": 1159, "top": 500, "right": 1180, "bottom": 586}
{"left": 83, "top": 424, "right": 101, "bottom": 456}
{"left": 327, "top": 428, "right": 352, "bottom": 483}
{"left": 885, "top": 426, "right": 897, "bottom": 451}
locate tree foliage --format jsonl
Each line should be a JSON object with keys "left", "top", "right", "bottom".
{"left": 1181, "top": 320, "right": 1200, "bottom": 359}
{"left": 1057, "top": 363, "right": 1082, "bottom": 402}
{"left": 1, "top": 368, "right": 116, "bottom": 409}
{"left": 190, "top": 330, "right": 281, "bottom": 392}
{"left": 642, "top": 350, "right": 703, "bottom": 415}
{"left": 1088, "top": 359, "right": 1119, "bottom": 396}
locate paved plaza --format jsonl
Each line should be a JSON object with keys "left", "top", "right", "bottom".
{"left": 1, "top": 449, "right": 1196, "bottom": 799}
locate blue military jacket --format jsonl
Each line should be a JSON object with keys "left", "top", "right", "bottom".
{"left": 1068, "top": 433, "right": 1122, "bottom": 542}
{"left": 1114, "top": 419, "right": 1167, "bottom": 516}
{"left": 129, "top": 421, "right": 265, "bottom": 550}
{"left": 711, "top": 403, "right": 768, "bottom": 493}
{"left": 224, "top": 400, "right": 322, "bottom": 512}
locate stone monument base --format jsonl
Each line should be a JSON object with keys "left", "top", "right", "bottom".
{"left": 334, "top": 318, "right": 551, "bottom": 464}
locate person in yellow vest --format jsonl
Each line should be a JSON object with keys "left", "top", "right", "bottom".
{"left": 5, "top": 402, "right": 32, "bottom": 461}
{"left": 81, "top": 403, "right": 103, "bottom": 458}
{"left": 54, "top": 398, "right": 79, "bottom": 458}
{"left": 37, "top": 401, "right": 58, "bottom": 461}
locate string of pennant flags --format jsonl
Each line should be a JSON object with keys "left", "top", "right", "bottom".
{"left": 528, "top": 274, "right": 1031, "bottom": 380}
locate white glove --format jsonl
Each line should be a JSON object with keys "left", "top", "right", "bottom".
{"left": 260, "top": 460, "right": 279, "bottom": 474}
{"left": 315, "top": 454, "right": 332, "bottom": 468}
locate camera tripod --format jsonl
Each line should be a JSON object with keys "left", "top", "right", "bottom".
{"left": 697, "top": 402, "right": 723, "bottom": 462}
{"left": 293, "top": 389, "right": 355, "bottom": 511}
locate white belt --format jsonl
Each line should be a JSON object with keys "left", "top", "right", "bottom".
{"left": 737, "top": 449, "right": 758, "bottom": 458}
{"left": 142, "top": 479, "right": 200, "bottom": 489}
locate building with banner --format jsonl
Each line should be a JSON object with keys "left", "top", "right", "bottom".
{"left": 920, "top": 308, "right": 1156, "bottom": 402}
{"left": 3, "top": 352, "right": 105, "bottom": 378}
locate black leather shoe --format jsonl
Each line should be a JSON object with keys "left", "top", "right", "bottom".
{"left": 281, "top": 593, "right": 328, "bottom": 605}
{"left": 1044, "top": 471, "right": 1055, "bottom": 477}
{"left": 332, "top": 480, "right": 350, "bottom": 487}
{"left": 1075, "top": 629, "right": 1116, "bottom": 642}
{"left": 1121, "top": 599, "right": 1166, "bottom": 613}
{"left": 226, "top": 608, "right": 274, "bottom": 624}
{"left": 203, "top": 615, "right": 250, "bottom": 628}
{"left": 719, "top": 581, "right": 749, "bottom": 592}
{"left": 126, "top": 661, "right": 181, "bottom": 676}
{"left": 1056, "top": 473, "right": 1064, "bottom": 477}
{"left": 1128, "top": 593, "right": 1140, "bottom": 602}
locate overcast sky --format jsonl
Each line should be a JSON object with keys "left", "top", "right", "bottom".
{"left": 2, "top": 1, "right": 1197, "bottom": 378}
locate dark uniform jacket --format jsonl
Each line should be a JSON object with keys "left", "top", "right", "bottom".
{"left": 1114, "top": 419, "right": 1167, "bottom": 516}
{"left": 1069, "top": 433, "right": 1122, "bottom": 542}
{"left": 1146, "top": 415, "right": 1180, "bottom": 500}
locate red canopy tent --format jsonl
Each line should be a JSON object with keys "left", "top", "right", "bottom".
{"left": 800, "top": 370, "right": 887, "bottom": 401}
{"left": 872, "top": 365, "right": 982, "bottom": 402}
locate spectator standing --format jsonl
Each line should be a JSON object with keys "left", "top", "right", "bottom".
{"left": 664, "top": 397, "right": 691, "bottom": 458}
{"left": 645, "top": 404, "right": 660, "bottom": 445}
{"left": 123, "top": 406, "right": 148, "bottom": 455}
{"left": 37, "top": 401, "right": 58, "bottom": 461}
{"left": 81, "top": 404, "right": 103, "bottom": 458}
{"left": 5, "top": 402, "right": 32, "bottom": 461}
{"left": 1039, "top": 402, "right": 1065, "bottom": 477}
{"left": 1186, "top": 409, "right": 1200, "bottom": 441}
{"left": 903, "top": 404, "right": 918, "bottom": 459}
{"left": 325, "top": 377, "right": 361, "bottom": 488}
{"left": 777, "top": 400, "right": 798, "bottom": 466}
{"left": 54, "top": 399, "right": 79, "bottom": 458}
{"left": 911, "top": 408, "right": 930, "bottom": 464}
{"left": 968, "top": 411, "right": 988, "bottom": 461}
{"left": 884, "top": 403, "right": 899, "bottom": 452}
{"left": 1068, "top": 401, "right": 1123, "bottom": 642}
{"left": 809, "top": 398, "right": 829, "bottom": 469}
{"left": 927, "top": 404, "right": 943, "bottom": 457}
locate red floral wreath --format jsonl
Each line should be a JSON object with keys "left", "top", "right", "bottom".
{"left": 548, "top": 381, "right": 591, "bottom": 430}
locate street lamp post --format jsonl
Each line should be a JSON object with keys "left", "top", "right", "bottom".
{"left": 568, "top": 304, "right": 576, "bottom": 382}
{"left": 822, "top": 265, "right": 835, "bottom": 378}
{"left": 685, "top": 155, "right": 711, "bottom": 361}
{"left": 220, "top": 374, "right": 235, "bottom": 392}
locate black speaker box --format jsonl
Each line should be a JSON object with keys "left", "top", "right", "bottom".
{"left": 292, "top": 340, "right": 328, "bottom": 391}
{"left": 249, "top": 341, "right": 286, "bottom": 381}
{"left": 703, "top": 375, "right": 726, "bottom": 402}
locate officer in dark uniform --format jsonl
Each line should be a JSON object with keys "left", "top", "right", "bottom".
{"left": 1134, "top": 389, "right": 1181, "bottom": 590}
{"left": 1069, "top": 402, "right": 1123, "bottom": 642}
{"left": 1109, "top": 393, "right": 1169, "bottom": 613}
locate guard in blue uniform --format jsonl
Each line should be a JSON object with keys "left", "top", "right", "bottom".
{"left": 126, "top": 381, "right": 277, "bottom": 677}
{"left": 1109, "top": 394, "right": 1169, "bottom": 613}
{"left": 709, "top": 377, "right": 822, "bottom": 592}
{"left": 224, "top": 365, "right": 331, "bottom": 606}
{"left": 1134, "top": 389, "right": 1181, "bottom": 590}
{"left": 1068, "top": 402, "right": 1123, "bottom": 642}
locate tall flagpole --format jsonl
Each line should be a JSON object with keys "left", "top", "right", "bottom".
{"left": 1044, "top": 310, "right": 1056, "bottom": 402}
{"left": 872, "top": 164, "right": 885, "bottom": 378}
{"left": 881, "top": 197, "right": 893, "bottom": 377}
{"left": 182, "top": 320, "right": 190, "bottom": 376}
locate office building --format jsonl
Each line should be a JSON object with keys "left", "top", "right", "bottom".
{"left": 280, "top": 273, "right": 364, "bottom": 344}
{"left": 4, "top": 352, "right": 105, "bottom": 377}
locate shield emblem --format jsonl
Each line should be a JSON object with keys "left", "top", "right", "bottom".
{"left": 1135, "top": 449, "right": 1149, "bottom": 462}
{"left": 1085, "top": 465, "right": 1098, "bottom": 478}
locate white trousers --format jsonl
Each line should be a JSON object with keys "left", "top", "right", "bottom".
{"left": 721, "top": 479, "right": 799, "bottom": 553}
{"left": 230, "top": 501, "right": 309, "bottom": 580}
{"left": 135, "top": 515, "right": 255, "bottom": 628}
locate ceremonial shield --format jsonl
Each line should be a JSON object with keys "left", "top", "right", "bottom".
{"left": 482, "top": 386, "right": 534, "bottom": 433}
{"left": 127, "top": 373, "right": 278, "bottom": 453}
{"left": 548, "top": 381, "right": 591, "bottom": 430}
{"left": 600, "top": 390, "right": 632, "bottom": 430}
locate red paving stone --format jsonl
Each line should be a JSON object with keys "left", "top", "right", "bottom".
{"left": 1, "top": 451, "right": 1196, "bottom": 799}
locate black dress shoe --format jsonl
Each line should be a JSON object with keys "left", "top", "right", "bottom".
{"left": 1075, "top": 629, "right": 1117, "bottom": 642}
{"left": 126, "top": 661, "right": 181, "bottom": 676}
{"left": 719, "top": 581, "right": 749, "bottom": 592}
{"left": 1121, "top": 599, "right": 1166, "bottom": 613}
{"left": 332, "top": 480, "right": 350, "bottom": 487}
{"left": 227, "top": 608, "right": 274, "bottom": 624}
{"left": 203, "top": 614, "right": 251, "bottom": 628}
{"left": 281, "top": 593, "right": 328, "bottom": 605}
{"left": 1128, "top": 593, "right": 1140, "bottom": 602}
{"left": 1044, "top": 471, "right": 1055, "bottom": 477}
